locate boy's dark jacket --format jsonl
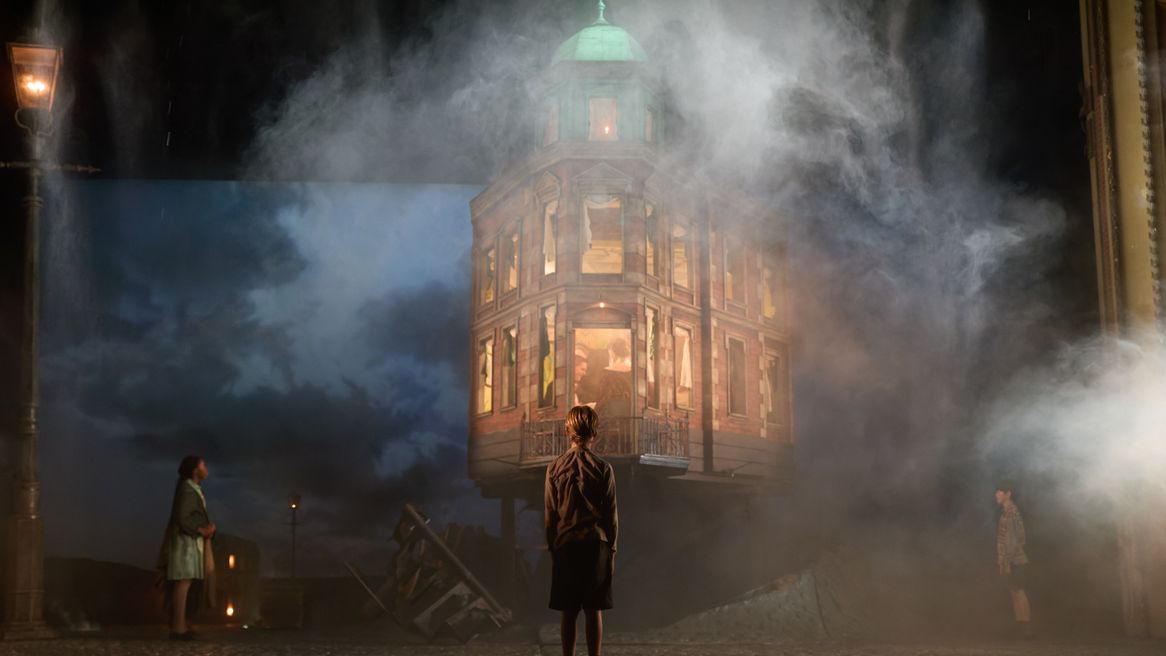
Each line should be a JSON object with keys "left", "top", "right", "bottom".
{"left": 544, "top": 446, "right": 619, "bottom": 553}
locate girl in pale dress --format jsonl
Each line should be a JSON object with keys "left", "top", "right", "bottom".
{"left": 157, "top": 455, "right": 216, "bottom": 640}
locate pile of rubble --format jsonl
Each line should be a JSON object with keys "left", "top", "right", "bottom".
{"left": 628, "top": 548, "right": 875, "bottom": 644}
{"left": 347, "top": 504, "right": 515, "bottom": 643}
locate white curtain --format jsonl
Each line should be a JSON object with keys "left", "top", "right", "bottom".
{"left": 543, "top": 200, "right": 557, "bottom": 274}
{"left": 678, "top": 332, "right": 693, "bottom": 389}
{"left": 762, "top": 364, "right": 775, "bottom": 415}
{"left": 646, "top": 308, "right": 656, "bottom": 384}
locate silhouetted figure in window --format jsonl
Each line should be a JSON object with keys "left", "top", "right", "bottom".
{"left": 573, "top": 344, "right": 596, "bottom": 407}
{"left": 545, "top": 406, "right": 618, "bottom": 656}
{"left": 593, "top": 337, "right": 632, "bottom": 418}
{"left": 156, "top": 455, "right": 217, "bottom": 640}
{"left": 995, "top": 484, "right": 1033, "bottom": 638}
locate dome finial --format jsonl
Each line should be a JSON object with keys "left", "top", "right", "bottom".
{"left": 597, "top": 0, "right": 608, "bottom": 24}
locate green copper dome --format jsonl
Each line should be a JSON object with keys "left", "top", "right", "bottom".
{"left": 551, "top": 1, "right": 648, "bottom": 65}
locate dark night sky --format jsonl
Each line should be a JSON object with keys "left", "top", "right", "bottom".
{"left": 0, "top": 0, "right": 1097, "bottom": 579}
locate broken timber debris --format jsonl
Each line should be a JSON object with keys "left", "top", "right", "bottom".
{"left": 349, "top": 503, "right": 512, "bottom": 643}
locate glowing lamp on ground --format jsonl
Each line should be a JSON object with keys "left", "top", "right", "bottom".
{"left": 226, "top": 602, "right": 235, "bottom": 618}
{"left": 6, "top": 42, "right": 62, "bottom": 112}
{"left": 228, "top": 554, "right": 236, "bottom": 569}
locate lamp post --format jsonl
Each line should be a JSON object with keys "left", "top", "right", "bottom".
{"left": 1, "top": 41, "right": 61, "bottom": 640}
{"left": 287, "top": 493, "right": 300, "bottom": 579}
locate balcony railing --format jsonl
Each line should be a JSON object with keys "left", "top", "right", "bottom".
{"left": 520, "top": 415, "right": 690, "bottom": 465}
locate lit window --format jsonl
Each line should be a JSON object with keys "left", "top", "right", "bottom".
{"left": 544, "top": 103, "right": 559, "bottom": 146}
{"left": 538, "top": 306, "right": 556, "bottom": 407}
{"left": 725, "top": 239, "right": 745, "bottom": 304}
{"left": 674, "top": 325, "right": 693, "bottom": 409}
{"left": 763, "top": 353, "right": 782, "bottom": 426}
{"left": 589, "top": 97, "right": 618, "bottom": 141}
{"left": 502, "top": 230, "right": 519, "bottom": 294}
{"left": 481, "top": 248, "right": 496, "bottom": 305}
{"left": 501, "top": 325, "right": 517, "bottom": 408}
{"left": 543, "top": 200, "right": 558, "bottom": 276}
{"left": 574, "top": 328, "right": 633, "bottom": 417}
{"left": 672, "top": 222, "right": 691, "bottom": 289}
{"left": 645, "top": 108, "right": 656, "bottom": 142}
{"left": 582, "top": 194, "right": 623, "bottom": 274}
{"left": 477, "top": 335, "right": 494, "bottom": 414}
{"left": 645, "top": 203, "right": 660, "bottom": 278}
{"left": 727, "top": 337, "right": 746, "bottom": 416}
{"left": 762, "top": 266, "right": 777, "bottom": 319}
{"left": 646, "top": 306, "right": 660, "bottom": 409}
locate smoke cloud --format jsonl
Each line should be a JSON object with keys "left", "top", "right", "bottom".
{"left": 982, "top": 334, "right": 1166, "bottom": 503}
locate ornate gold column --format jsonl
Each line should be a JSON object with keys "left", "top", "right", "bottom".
{"left": 1079, "top": 0, "right": 1166, "bottom": 638}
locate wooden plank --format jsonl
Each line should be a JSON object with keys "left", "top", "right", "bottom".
{"left": 399, "top": 505, "right": 511, "bottom": 621}
{"left": 342, "top": 561, "right": 395, "bottom": 618}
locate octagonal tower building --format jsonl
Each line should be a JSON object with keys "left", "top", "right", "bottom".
{"left": 467, "top": 2, "right": 795, "bottom": 563}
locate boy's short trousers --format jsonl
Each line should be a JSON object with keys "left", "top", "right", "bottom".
{"left": 1005, "top": 563, "right": 1027, "bottom": 592}
{"left": 549, "top": 539, "right": 613, "bottom": 611}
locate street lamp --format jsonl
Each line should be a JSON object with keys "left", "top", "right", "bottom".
{"left": 1, "top": 40, "right": 62, "bottom": 640}
{"left": 7, "top": 43, "right": 61, "bottom": 112}
{"left": 287, "top": 493, "right": 301, "bottom": 579}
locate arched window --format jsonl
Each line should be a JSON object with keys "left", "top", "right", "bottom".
{"left": 501, "top": 325, "right": 518, "bottom": 408}
{"left": 645, "top": 202, "right": 661, "bottom": 278}
{"left": 477, "top": 334, "right": 494, "bottom": 414}
{"left": 544, "top": 103, "right": 559, "bottom": 146}
{"left": 538, "top": 305, "right": 557, "bottom": 408}
{"left": 672, "top": 221, "right": 691, "bottom": 289}
{"left": 762, "top": 266, "right": 778, "bottom": 319}
{"left": 727, "top": 337, "right": 747, "bottom": 416}
{"left": 502, "top": 229, "right": 519, "bottom": 294}
{"left": 646, "top": 306, "right": 661, "bottom": 409}
{"left": 582, "top": 194, "right": 623, "bottom": 274}
{"left": 725, "top": 238, "right": 746, "bottom": 305}
{"left": 763, "top": 352, "right": 783, "bottom": 426}
{"left": 673, "top": 325, "right": 694, "bottom": 409}
{"left": 480, "top": 247, "right": 496, "bottom": 305}
{"left": 543, "top": 199, "right": 558, "bottom": 276}
{"left": 589, "top": 97, "right": 618, "bottom": 141}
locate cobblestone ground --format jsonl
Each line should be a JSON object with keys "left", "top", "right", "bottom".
{"left": 0, "top": 630, "right": 1159, "bottom": 656}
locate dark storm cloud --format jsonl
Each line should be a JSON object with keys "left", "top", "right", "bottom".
{"left": 120, "top": 372, "right": 464, "bottom": 534}
{"left": 359, "top": 277, "right": 471, "bottom": 370}
{"left": 42, "top": 182, "right": 307, "bottom": 350}
{"left": 40, "top": 180, "right": 478, "bottom": 572}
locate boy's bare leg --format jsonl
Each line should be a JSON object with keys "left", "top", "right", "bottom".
{"left": 584, "top": 609, "right": 603, "bottom": 656}
{"left": 1011, "top": 589, "right": 1031, "bottom": 622}
{"left": 171, "top": 579, "right": 192, "bottom": 634}
{"left": 560, "top": 609, "right": 579, "bottom": 656}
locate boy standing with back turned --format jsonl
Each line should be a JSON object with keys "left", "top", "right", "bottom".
{"left": 545, "top": 405, "right": 618, "bottom": 656}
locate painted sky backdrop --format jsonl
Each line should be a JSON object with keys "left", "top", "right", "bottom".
{"left": 39, "top": 179, "right": 488, "bottom": 574}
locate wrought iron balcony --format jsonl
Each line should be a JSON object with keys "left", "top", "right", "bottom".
{"left": 519, "top": 415, "right": 690, "bottom": 469}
